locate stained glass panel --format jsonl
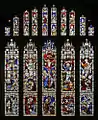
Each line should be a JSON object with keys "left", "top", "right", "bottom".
{"left": 69, "top": 10, "right": 75, "bottom": 36}
{"left": 80, "top": 15, "right": 86, "bottom": 36}
{"left": 60, "top": 8, "right": 67, "bottom": 36}
{"left": 5, "top": 27, "right": 11, "bottom": 36}
{"left": 42, "top": 40, "right": 56, "bottom": 116}
{"left": 23, "top": 10, "right": 29, "bottom": 36}
{"left": 61, "top": 92, "right": 75, "bottom": 116}
{"left": 80, "top": 39, "right": 94, "bottom": 116}
{"left": 13, "top": 16, "right": 19, "bottom": 36}
{"left": 23, "top": 39, "right": 38, "bottom": 116}
{"left": 88, "top": 25, "right": 94, "bottom": 36}
{"left": 51, "top": 5, "right": 57, "bottom": 36}
{"left": 42, "top": 5, "right": 48, "bottom": 36}
{"left": 5, "top": 39, "right": 19, "bottom": 116}
{"left": 61, "top": 39, "right": 75, "bottom": 116}
{"left": 42, "top": 93, "right": 56, "bottom": 116}
{"left": 32, "top": 8, "right": 38, "bottom": 36}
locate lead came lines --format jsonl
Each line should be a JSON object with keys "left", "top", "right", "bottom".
{"left": 23, "top": 39, "right": 38, "bottom": 116}
{"left": 61, "top": 39, "right": 75, "bottom": 116}
{"left": 42, "top": 40, "right": 56, "bottom": 116}
{"left": 4, "top": 6, "right": 95, "bottom": 116}
{"left": 32, "top": 8, "right": 38, "bottom": 36}
{"left": 13, "top": 16, "right": 19, "bottom": 36}
{"left": 51, "top": 5, "right": 57, "bottom": 36}
{"left": 60, "top": 7, "right": 67, "bottom": 36}
{"left": 80, "top": 39, "right": 94, "bottom": 116}
{"left": 23, "top": 10, "right": 29, "bottom": 36}
{"left": 80, "top": 15, "right": 86, "bottom": 36}
{"left": 69, "top": 10, "right": 75, "bottom": 36}
{"left": 42, "top": 5, "right": 48, "bottom": 36}
{"left": 5, "top": 39, "right": 19, "bottom": 116}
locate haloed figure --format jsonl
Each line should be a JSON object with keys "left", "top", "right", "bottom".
{"left": 43, "top": 95, "right": 55, "bottom": 115}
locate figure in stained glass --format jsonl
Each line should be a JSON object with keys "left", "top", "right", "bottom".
{"left": 23, "top": 39, "right": 38, "bottom": 116}
{"left": 80, "top": 39, "right": 94, "bottom": 116}
{"left": 5, "top": 39, "right": 19, "bottom": 116}
{"left": 61, "top": 39, "right": 75, "bottom": 116}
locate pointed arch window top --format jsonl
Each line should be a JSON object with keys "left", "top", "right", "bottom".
{"left": 80, "top": 39, "right": 94, "bottom": 58}
{"left": 13, "top": 16, "right": 19, "bottom": 20}
{"left": 5, "top": 39, "right": 18, "bottom": 49}
{"left": 62, "top": 39, "right": 75, "bottom": 54}
{"left": 23, "top": 10, "right": 29, "bottom": 15}
{"left": 42, "top": 4, "right": 48, "bottom": 10}
{"left": 80, "top": 39, "right": 94, "bottom": 116}
{"left": 43, "top": 40, "right": 55, "bottom": 50}
{"left": 61, "top": 7, "right": 67, "bottom": 12}
{"left": 61, "top": 39, "right": 75, "bottom": 115}
{"left": 24, "top": 39, "right": 36, "bottom": 49}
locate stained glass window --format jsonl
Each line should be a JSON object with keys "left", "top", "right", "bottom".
{"left": 13, "top": 16, "right": 19, "bottom": 36}
{"left": 23, "top": 10, "right": 29, "bottom": 36}
{"left": 69, "top": 10, "right": 75, "bottom": 36}
{"left": 5, "top": 39, "right": 19, "bottom": 116}
{"left": 42, "top": 40, "right": 56, "bottom": 116}
{"left": 23, "top": 39, "right": 38, "bottom": 116}
{"left": 32, "top": 8, "right": 38, "bottom": 36}
{"left": 88, "top": 25, "right": 94, "bottom": 36}
{"left": 5, "top": 27, "right": 11, "bottom": 36}
{"left": 42, "top": 5, "right": 48, "bottom": 36}
{"left": 61, "top": 39, "right": 75, "bottom": 116}
{"left": 80, "top": 39, "right": 94, "bottom": 116}
{"left": 51, "top": 5, "right": 57, "bottom": 36}
{"left": 80, "top": 15, "right": 86, "bottom": 36}
{"left": 60, "top": 7, "right": 67, "bottom": 36}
